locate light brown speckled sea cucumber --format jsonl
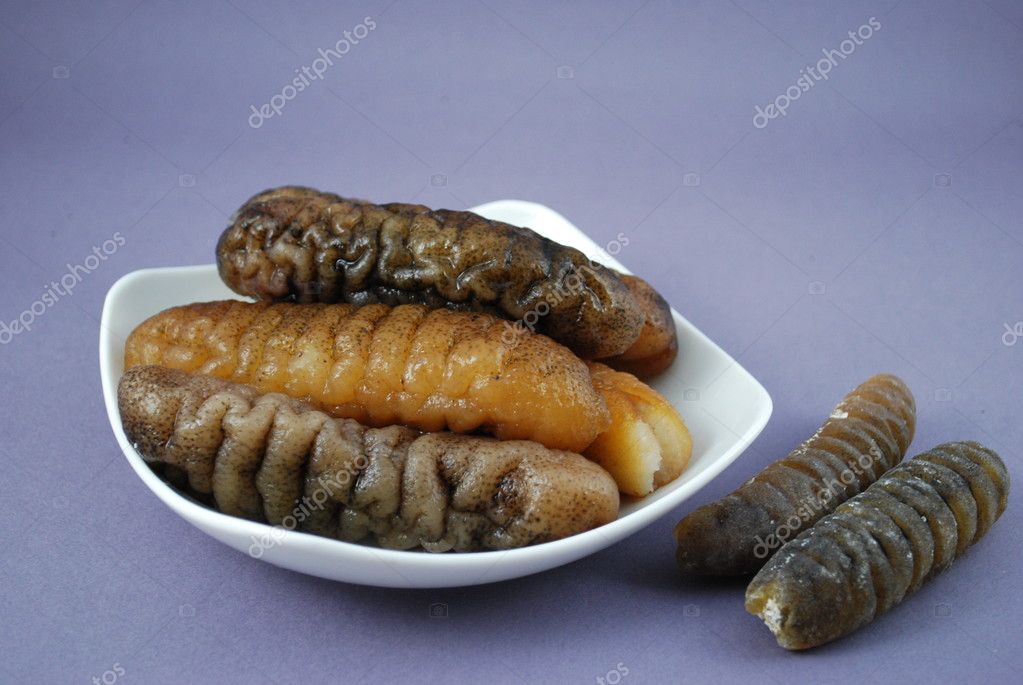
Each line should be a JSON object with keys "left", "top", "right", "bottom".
{"left": 118, "top": 365, "right": 620, "bottom": 552}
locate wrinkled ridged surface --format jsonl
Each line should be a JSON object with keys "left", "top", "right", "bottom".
{"left": 746, "top": 442, "right": 1009, "bottom": 649}
{"left": 123, "top": 300, "right": 610, "bottom": 452}
{"left": 675, "top": 374, "right": 916, "bottom": 575}
{"left": 216, "top": 186, "right": 647, "bottom": 359}
{"left": 118, "top": 366, "right": 620, "bottom": 552}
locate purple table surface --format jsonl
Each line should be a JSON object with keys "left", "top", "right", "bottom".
{"left": 2, "top": 1, "right": 1021, "bottom": 683}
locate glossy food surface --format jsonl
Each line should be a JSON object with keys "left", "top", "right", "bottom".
{"left": 585, "top": 362, "right": 692, "bottom": 496}
{"left": 675, "top": 374, "right": 915, "bottom": 575}
{"left": 602, "top": 275, "right": 679, "bottom": 377}
{"left": 746, "top": 442, "right": 1010, "bottom": 650}
{"left": 217, "top": 186, "right": 646, "bottom": 359}
{"left": 123, "top": 300, "right": 611, "bottom": 452}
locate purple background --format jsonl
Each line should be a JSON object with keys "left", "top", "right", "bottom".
{"left": 2, "top": 1, "right": 1021, "bottom": 682}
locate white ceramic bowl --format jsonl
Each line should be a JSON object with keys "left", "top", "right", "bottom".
{"left": 99, "top": 200, "right": 772, "bottom": 588}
